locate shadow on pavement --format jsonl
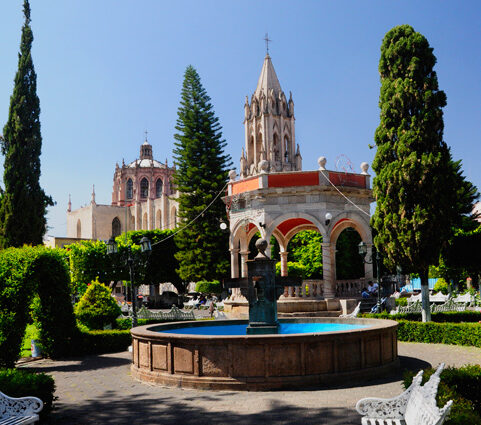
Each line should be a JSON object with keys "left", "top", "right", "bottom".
{"left": 42, "top": 394, "right": 362, "bottom": 425}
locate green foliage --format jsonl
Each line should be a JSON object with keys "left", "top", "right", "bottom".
{"left": 74, "top": 280, "right": 121, "bottom": 330}
{"left": 0, "top": 0, "right": 53, "bottom": 248}
{"left": 275, "top": 261, "right": 306, "bottom": 278}
{"left": 363, "top": 310, "right": 481, "bottom": 323}
{"left": 371, "top": 25, "right": 478, "bottom": 320}
{"left": 173, "top": 65, "right": 232, "bottom": 282}
{"left": 30, "top": 248, "right": 78, "bottom": 358}
{"left": 76, "top": 329, "right": 131, "bottom": 355}
{"left": 287, "top": 230, "right": 323, "bottom": 279}
{"left": 395, "top": 297, "right": 408, "bottom": 306}
{"left": 335, "top": 228, "right": 364, "bottom": 279}
{"left": 0, "top": 247, "right": 37, "bottom": 367}
{"left": 396, "top": 320, "right": 481, "bottom": 347}
{"left": 195, "top": 280, "right": 222, "bottom": 294}
{"left": 21, "top": 323, "right": 40, "bottom": 357}
{"left": 403, "top": 365, "right": 481, "bottom": 424}
{"left": 434, "top": 278, "right": 450, "bottom": 295}
{"left": 117, "top": 229, "right": 184, "bottom": 293}
{"left": 0, "top": 368, "right": 55, "bottom": 417}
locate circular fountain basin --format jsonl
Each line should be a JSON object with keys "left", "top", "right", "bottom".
{"left": 131, "top": 317, "right": 398, "bottom": 390}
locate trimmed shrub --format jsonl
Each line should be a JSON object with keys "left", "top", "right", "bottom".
{"left": 75, "top": 280, "right": 121, "bottom": 330}
{"left": 395, "top": 297, "right": 408, "bottom": 307}
{"left": 275, "top": 261, "right": 306, "bottom": 278}
{"left": 76, "top": 330, "right": 131, "bottom": 355}
{"left": 0, "top": 368, "right": 55, "bottom": 417}
{"left": 403, "top": 365, "right": 481, "bottom": 425}
{"left": 30, "top": 248, "right": 79, "bottom": 358}
{"left": 195, "top": 280, "right": 222, "bottom": 294}
{"left": 0, "top": 247, "right": 37, "bottom": 367}
{"left": 362, "top": 310, "right": 481, "bottom": 323}
{"left": 434, "top": 278, "right": 450, "bottom": 295}
{"left": 396, "top": 320, "right": 481, "bottom": 347}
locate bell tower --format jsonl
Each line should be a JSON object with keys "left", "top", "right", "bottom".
{"left": 240, "top": 54, "right": 301, "bottom": 178}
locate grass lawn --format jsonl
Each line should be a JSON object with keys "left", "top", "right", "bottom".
{"left": 21, "top": 323, "right": 41, "bottom": 357}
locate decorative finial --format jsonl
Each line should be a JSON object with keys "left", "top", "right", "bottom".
{"left": 264, "top": 33, "right": 272, "bottom": 55}
{"left": 67, "top": 194, "right": 72, "bottom": 212}
{"left": 144, "top": 130, "right": 148, "bottom": 142}
{"left": 255, "top": 238, "right": 269, "bottom": 259}
{"left": 91, "top": 184, "right": 96, "bottom": 204}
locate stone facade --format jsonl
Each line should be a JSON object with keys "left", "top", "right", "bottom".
{"left": 67, "top": 139, "right": 178, "bottom": 241}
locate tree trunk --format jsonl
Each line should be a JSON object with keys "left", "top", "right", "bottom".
{"left": 420, "top": 270, "right": 431, "bottom": 322}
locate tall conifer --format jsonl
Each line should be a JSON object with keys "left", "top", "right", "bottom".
{"left": 372, "top": 25, "right": 477, "bottom": 321}
{"left": 0, "top": 0, "right": 53, "bottom": 248}
{"left": 173, "top": 66, "right": 232, "bottom": 282}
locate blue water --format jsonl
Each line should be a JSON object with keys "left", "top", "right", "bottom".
{"left": 159, "top": 322, "right": 368, "bottom": 336}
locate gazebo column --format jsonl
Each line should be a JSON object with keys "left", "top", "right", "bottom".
{"left": 230, "top": 248, "right": 240, "bottom": 278}
{"left": 280, "top": 251, "right": 288, "bottom": 276}
{"left": 240, "top": 251, "right": 249, "bottom": 278}
{"left": 322, "top": 242, "right": 336, "bottom": 298}
{"left": 364, "top": 243, "right": 374, "bottom": 282}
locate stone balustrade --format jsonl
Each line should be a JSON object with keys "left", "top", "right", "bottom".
{"left": 283, "top": 279, "right": 324, "bottom": 299}
{"left": 335, "top": 279, "right": 365, "bottom": 298}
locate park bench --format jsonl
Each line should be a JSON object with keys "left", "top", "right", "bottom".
{"left": 136, "top": 305, "right": 195, "bottom": 321}
{"left": 431, "top": 298, "right": 467, "bottom": 313}
{"left": 356, "top": 363, "right": 452, "bottom": 425}
{"left": 0, "top": 391, "right": 43, "bottom": 424}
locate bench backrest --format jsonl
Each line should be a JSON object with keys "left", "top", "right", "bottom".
{"left": 404, "top": 364, "right": 453, "bottom": 425}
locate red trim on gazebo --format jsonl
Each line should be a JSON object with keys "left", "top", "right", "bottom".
{"left": 247, "top": 222, "right": 256, "bottom": 233}
{"left": 277, "top": 218, "right": 314, "bottom": 236}
{"left": 332, "top": 218, "right": 351, "bottom": 229}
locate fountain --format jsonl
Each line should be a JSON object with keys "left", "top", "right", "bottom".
{"left": 131, "top": 240, "right": 399, "bottom": 390}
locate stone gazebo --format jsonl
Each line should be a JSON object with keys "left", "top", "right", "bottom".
{"left": 222, "top": 54, "right": 374, "bottom": 316}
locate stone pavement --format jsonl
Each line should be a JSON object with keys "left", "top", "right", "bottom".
{"left": 21, "top": 342, "right": 481, "bottom": 425}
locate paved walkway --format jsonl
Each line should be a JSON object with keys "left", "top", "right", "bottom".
{"left": 22, "top": 342, "right": 481, "bottom": 425}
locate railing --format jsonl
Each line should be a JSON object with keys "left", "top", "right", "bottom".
{"left": 283, "top": 279, "right": 324, "bottom": 299}
{"left": 335, "top": 279, "right": 365, "bottom": 298}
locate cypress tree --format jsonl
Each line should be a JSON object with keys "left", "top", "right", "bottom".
{"left": 372, "top": 25, "right": 477, "bottom": 321}
{"left": 173, "top": 66, "right": 232, "bottom": 282}
{"left": 0, "top": 0, "right": 53, "bottom": 248}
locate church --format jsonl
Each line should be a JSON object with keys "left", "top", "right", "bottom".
{"left": 66, "top": 138, "right": 178, "bottom": 241}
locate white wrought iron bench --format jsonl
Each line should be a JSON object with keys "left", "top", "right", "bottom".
{"left": 136, "top": 305, "right": 195, "bottom": 321}
{"left": 356, "top": 363, "right": 452, "bottom": 425}
{"left": 0, "top": 391, "right": 43, "bottom": 424}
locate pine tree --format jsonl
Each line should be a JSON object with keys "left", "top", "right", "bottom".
{"left": 173, "top": 66, "right": 232, "bottom": 282}
{"left": 0, "top": 0, "right": 53, "bottom": 248}
{"left": 372, "top": 25, "right": 477, "bottom": 321}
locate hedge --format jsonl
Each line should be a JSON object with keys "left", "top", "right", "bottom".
{"left": 195, "top": 280, "right": 222, "bottom": 294}
{"left": 362, "top": 311, "right": 481, "bottom": 323}
{"left": 403, "top": 365, "right": 481, "bottom": 425}
{"left": 0, "top": 368, "right": 55, "bottom": 417}
{"left": 396, "top": 321, "right": 481, "bottom": 347}
{"left": 76, "top": 330, "right": 132, "bottom": 355}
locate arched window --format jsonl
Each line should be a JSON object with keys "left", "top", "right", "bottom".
{"left": 140, "top": 178, "right": 149, "bottom": 199}
{"left": 142, "top": 212, "right": 148, "bottom": 229}
{"left": 126, "top": 179, "right": 133, "bottom": 200}
{"left": 76, "top": 220, "right": 81, "bottom": 238}
{"left": 112, "top": 217, "right": 121, "bottom": 237}
{"left": 284, "top": 136, "right": 289, "bottom": 162}
{"left": 155, "top": 179, "right": 163, "bottom": 197}
{"left": 156, "top": 209, "right": 162, "bottom": 228}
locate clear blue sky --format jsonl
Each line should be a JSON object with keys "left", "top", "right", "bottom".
{"left": 0, "top": 0, "right": 480, "bottom": 237}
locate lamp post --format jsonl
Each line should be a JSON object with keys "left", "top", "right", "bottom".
{"left": 107, "top": 236, "right": 152, "bottom": 328}
{"left": 358, "top": 241, "right": 382, "bottom": 312}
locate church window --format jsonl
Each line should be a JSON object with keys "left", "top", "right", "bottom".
{"left": 112, "top": 217, "right": 121, "bottom": 237}
{"left": 76, "top": 219, "right": 81, "bottom": 238}
{"left": 155, "top": 179, "right": 163, "bottom": 197}
{"left": 126, "top": 179, "right": 133, "bottom": 200}
{"left": 142, "top": 212, "right": 148, "bottom": 229}
{"left": 140, "top": 178, "right": 149, "bottom": 199}
{"left": 156, "top": 209, "right": 162, "bottom": 228}
{"left": 284, "top": 136, "right": 289, "bottom": 162}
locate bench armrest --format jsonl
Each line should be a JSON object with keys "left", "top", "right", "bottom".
{"left": 355, "top": 370, "right": 423, "bottom": 419}
{"left": 0, "top": 391, "right": 43, "bottom": 417}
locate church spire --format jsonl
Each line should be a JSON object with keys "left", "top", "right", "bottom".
{"left": 255, "top": 54, "right": 282, "bottom": 98}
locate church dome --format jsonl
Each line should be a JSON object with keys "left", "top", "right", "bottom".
{"left": 126, "top": 158, "right": 165, "bottom": 168}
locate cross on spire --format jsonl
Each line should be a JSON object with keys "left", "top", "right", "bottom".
{"left": 264, "top": 33, "right": 272, "bottom": 55}
{"left": 144, "top": 130, "right": 148, "bottom": 142}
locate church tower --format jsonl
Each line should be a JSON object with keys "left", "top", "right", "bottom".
{"left": 240, "top": 54, "right": 301, "bottom": 178}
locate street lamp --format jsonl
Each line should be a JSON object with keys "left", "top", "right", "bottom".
{"left": 358, "top": 241, "right": 382, "bottom": 312}
{"left": 107, "top": 236, "right": 152, "bottom": 327}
